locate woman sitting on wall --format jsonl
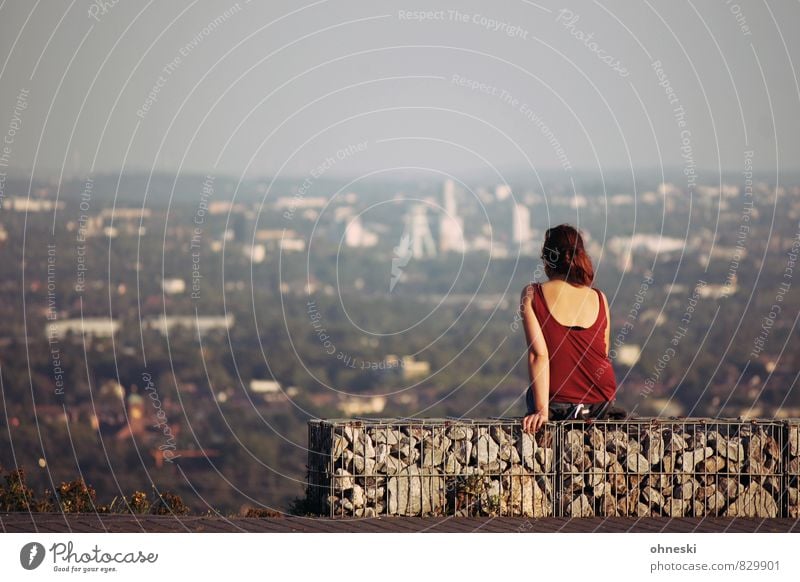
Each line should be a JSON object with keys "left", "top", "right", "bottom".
{"left": 520, "top": 224, "right": 629, "bottom": 433}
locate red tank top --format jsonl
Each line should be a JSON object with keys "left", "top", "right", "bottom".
{"left": 531, "top": 283, "right": 616, "bottom": 404}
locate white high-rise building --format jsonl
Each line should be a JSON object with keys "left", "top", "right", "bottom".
{"left": 512, "top": 203, "right": 531, "bottom": 244}
{"left": 443, "top": 179, "right": 457, "bottom": 215}
{"left": 439, "top": 179, "right": 464, "bottom": 253}
{"left": 406, "top": 205, "right": 437, "bottom": 258}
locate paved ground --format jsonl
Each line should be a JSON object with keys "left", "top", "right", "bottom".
{"left": 1, "top": 513, "right": 798, "bottom": 533}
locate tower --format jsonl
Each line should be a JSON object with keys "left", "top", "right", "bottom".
{"left": 406, "top": 205, "right": 437, "bottom": 259}
{"left": 439, "top": 179, "right": 465, "bottom": 253}
{"left": 512, "top": 202, "right": 531, "bottom": 244}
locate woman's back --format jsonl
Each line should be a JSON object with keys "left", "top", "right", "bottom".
{"left": 529, "top": 280, "right": 615, "bottom": 404}
{"left": 540, "top": 279, "right": 600, "bottom": 329}
{"left": 521, "top": 223, "right": 619, "bottom": 430}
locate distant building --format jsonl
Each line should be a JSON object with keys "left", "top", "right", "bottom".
{"left": 338, "top": 395, "right": 387, "bottom": 416}
{"left": 615, "top": 345, "right": 641, "bottom": 367}
{"left": 246, "top": 244, "right": 266, "bottom": 263}
{"left": 280, "top": 238, "right": 305, "bottom": 252}
{"left": 439, "top": 180, "right": 465, "bottom": 253}
{"left": 275, "top": 196, "right": 327, "bottom": 209}
{"left": 512, "top": 203, "right": 531, "bottom": 244}
{"left": 161, "top": 278, "right": 186, "bottom": 294}
{"left": 406, "top": 205, "right": 437, "bottom": 258}
{"left": 401, "top": 356, "right": 430, "bottom": 379}
{"left": 345, "top": 216, "right": 378, "bottom": 248}
{"left": 249, "top": 379, "right": 281, "bottom": 393}
{"left": 608, "top": 234, "right": 685, "bottom": 256}
{"left": 100, "top": 208, "right": 152, "bottom": 220}
{"left": 384, "top": 354, "right": 431, "bottom": 379}
{"left": 149, "top": 314, "right": 234, "bottom": 336}
{"left": 9, "top": 197, "right": 64, "bottom": 212}
{"left": 495, "top": 184, "right": 511, "bottom": 201}
{"left": 46, "top": 318, "right": 119, "bottom": 339}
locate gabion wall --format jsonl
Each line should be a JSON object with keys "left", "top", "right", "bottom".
{"left": 788, "top": 421, "right": 800, "bottom": 518}
{"left": 308, "top": 419, "right": 556, "bottom": 518}
{"left": 559, "top": 420, "right": 783, "bottom": 518}
{"left": 307, "top": 418, "right": 798, "bottom": 518}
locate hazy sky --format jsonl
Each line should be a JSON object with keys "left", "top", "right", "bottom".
{"left": 1, "top": 0, "right": 798, "bottom": 181}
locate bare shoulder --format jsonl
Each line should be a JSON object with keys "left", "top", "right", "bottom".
{"left": 596, "top": 288, "right": 610, "bottom": 308}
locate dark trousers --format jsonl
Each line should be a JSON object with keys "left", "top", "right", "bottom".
{"left": 526, "top": 388, "right": 631, "bottom": 420}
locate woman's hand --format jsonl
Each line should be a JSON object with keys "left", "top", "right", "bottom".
{"left": 522, "top": 410, "right": 548, "bottom": 433}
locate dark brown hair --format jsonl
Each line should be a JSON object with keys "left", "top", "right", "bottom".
{"left": 541, "top": 224, "right": 594, "bottom": 286}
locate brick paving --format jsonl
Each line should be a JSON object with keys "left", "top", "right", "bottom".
{"left": 1, "top": 513, "right": 798, "bottom": 533}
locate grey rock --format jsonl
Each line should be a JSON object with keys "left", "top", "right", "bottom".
{"left": 351, "top": 484, "right": 365, "bottom": 508}
{"left": 789, "top": 425, "right": 800, "bottom": 457}
{"left": 384, "top": 456, "right": 405, "bottom": 475}
{"left": 535, "top": 447, "right": 554, "bottom": 472}
{"left": 725, "top": 482, "right": 778, "bottom": 518}
{"left": 764, "top": 435, "right": 781, "bottom": 460}
{"left": 626, "top": 452, "right": 651, "bottom": 474}
{"left": 646, "top": 473, "right": 671, "bottom": 490}
{"left": 387, "top": 466, "right": 445, "bottom": 515}
{"left": 563, "top": 443, "right": 584, "bottom": 466}
{"left": 712, "top": 434, "right": 744, "bottom": 463}
{"left": 788, "top": 486, "right": 799, "bottom": 507}
{"left": 643, "top": 429, "right": 665, "bottom": 465}
{"left": 353, "top": 455, "right": 377, "bottom": 475}
{"left": 490, "top": 425, "right": 512, "bottom": 447}
{"left": 701, "top": 456, "right": 726, "bottom": 474}
{"left": 444, "top": 453, "right": 462, "bottom": 475}
{"left": 586, "top": 467, "right": 605, "bottom": 487}
{"left": 453, "top": 439, "right": 472, "bottom": 465}
{"left": 680, "top": 447, "right": 713, "bottom": 471}
{"left": 719, "top": 477, "right": 744, "bottom": 499}
{"left": 608, "top": 461, "right": 627, "bottom": 494}
{"left": 675, "top": 478, "right": 700, "bottom": 500}
{"left": 566, "top": 429, "right": 584, "bottom": 448}
{"left": 502, "top": 465, "right": 547, "bottom": 517}
{"left": 706, "top": 490, "right": 726, "bottom": 513}
{"left": 474, "top": 434, "right": 500, "bottom": 465}
{"left": 664, "top": 498, "right": 686, "bottom": 517}
{"left": 422, "top": 448, "right": 445, "bottom": 467}
{"left": 332, "top": 434, "right": 347, "bottom": 461}
{"left": 375, "top": 443, "right": 389, "bottom": 465}
{"left": 643, "top": 486, "right": 665, "bottom": 508}
{"left": 334, "top": 468, "right": 354, "bottom": 491}
{"left": 519, "top": 433, "right": 536, "bottom": 468}
{"left": 353, "top": 433, "right": 375, "bottom": 458}
{"left": 499, "top": 443, "right": 521, "bottom": 464}
{"left": 447, "top": 426, "right": 473, "bottom": 441}
{"left": 587, "top": 427, "right": 605, "bottom": 451}
{"left": 592, "top": 448, "right": 614, "bottom": 468}
{"left": 566, "top": 493, "right": 594, "bottom": 517}
{"left": 365, "top": 485, "right": 385, "bottom": 501}
{"left": 664, "top": 432, "right": 688, "bottom": 453}
{"left": 600, "top": 492, "right": 618, "bottom": 516}
{"left": 334, "top": 497, "right": 354, "bottom": 514}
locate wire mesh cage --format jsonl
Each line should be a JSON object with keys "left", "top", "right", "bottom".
{"left": 308, "top": 418, "right": 558, "bottom": 518}
{"left": 786, "top": 420, "right": 800, "bottom": 518}
{"left": 308, "top": 417, "right": 798, "bottom": 518}
{"left": 558, "top": 418, "right": 785, "bottom": 518}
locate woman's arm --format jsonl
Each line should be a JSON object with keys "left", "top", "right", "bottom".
{"left": 520, "top": 285, "right": 549, "bottom": 433}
